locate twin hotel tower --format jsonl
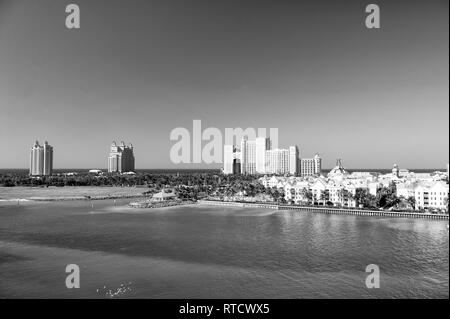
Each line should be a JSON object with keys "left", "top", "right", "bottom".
{"left": 29, "top": 141, "right": 135, "bottom": 176}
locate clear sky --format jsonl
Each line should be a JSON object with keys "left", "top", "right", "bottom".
{"left": 0, "top": 0, "right": 448, "bottom": 169}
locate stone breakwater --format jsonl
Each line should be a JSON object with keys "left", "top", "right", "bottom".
{"left": 198, "top": 200, "right": 449, "bottom": 220}
{"left": 128, "top": 200, "right": 196, "bottom": 209}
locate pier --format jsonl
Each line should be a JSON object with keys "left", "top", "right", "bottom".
{"left": 198, "top": 200, "right": 449, "bottom": 220}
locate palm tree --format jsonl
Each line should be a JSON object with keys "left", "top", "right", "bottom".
{"left": 303, "top": 188, "right": 313, "bottom": 205}
{"left": 443, "top": 197, "right": 449, "bottom": 213}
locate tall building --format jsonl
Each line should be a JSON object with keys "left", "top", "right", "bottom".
{"left": 223, "top": 145, "right": 235, "bottom": 174}
{"left": 265, "top": 148, "right": 289, "bottom": 175}
{"left": 300, "top": 154, "right": 322, "bottom": 177}
{"left": 29, "top": 140, "right": 53, "bottom": 176}
{"left": 233, "top": 152, "right": 241, "bottom": 174}
{"left": 223, "top": 145, "right": 241, "bottom": 174}
{"left": 223, "top": 137, "right": 300, "bottom": 175}
{"left": 255, "top": 137, "right": 270, "bottom": 174}
{"left": 392, "top": 164, "right": 399, "bottom": 177}
{"left": 289, "top": 146, "right": 299, "bottom": 176}
{"left": 240, "top": 137, "right": 256, "bottom": 174}
{"left": 108, "top": 141, "right": 135, "bottom": 173}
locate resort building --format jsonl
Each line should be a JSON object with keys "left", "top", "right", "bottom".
{"left": 223, "top": 145, "right": 241, "bottom": 174}
{"left": 265, "top": 149, "right": 289, "bottom": 175}
{"left": 328, "top": 182, "right": 345, "bottom": 206}
{"left": 392, "top": 164, "right": 400, "bottom": 178}
{"left": 260, "top": 175, "right": 284, "bottom": 188}
{"left": 223, "top": 137, "right": 300, "bottom": 176}
{"left": 240, "top": 137, "right": 256, "bottom": 174}
{"left": 310, "top": 178, "right": 327, "bottom": 204}
{"left": 300, "top": 154, "right": 322, "bottom": 177}
{"left": 414, "top": 181, "right": 449, "bottom": 211}
{"left": 327, "top": 159, "right": 348, "bottom": 181}
{"left": 327, "top": 181, "right": 357, "bottom": 208}
{"left": 108, "top": 141, "right": 135, "bottom": 173}
{"left": 396, "top": 182, "right": 416, "bottom": 199}
{"left": 289, "top": 146, "right": 299, "bottom": 176}
{"left": 255, "top": 137, "right": 271, "bottom": 174}
{"left": 29, "top": 140, "right": 53, "bottom": 176}
{"left": 152, "top": 189, "right": 177, "bottom": 202}
{"left": 284, "top": 180, "right": 311, "bottom": 203}
{"left": 259, "top": 160, "right": 449, "bottom": 212}
{"left": 223, "top": 145, "right": 235, "bottom": 175}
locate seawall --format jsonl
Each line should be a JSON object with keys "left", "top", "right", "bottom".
{"left": 198, "top": 200, "right": 449, "bottom": 220}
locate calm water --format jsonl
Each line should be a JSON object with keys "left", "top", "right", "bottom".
{"left": 0, "top": 199, "right": 448, "bottom": 298}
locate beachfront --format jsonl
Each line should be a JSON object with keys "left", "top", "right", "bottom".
{"left": 1, "top": 185, "right": 448, "bottom": 221}
{"left": 0, "top": 186, "right": 149, "bottom": 202}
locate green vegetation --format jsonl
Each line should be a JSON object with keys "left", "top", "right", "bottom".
{"left": 1, "top": 172, "right": 445, "bottom": 213}
{"left": 0, "top": 172, "right": 266, "bottom": 201}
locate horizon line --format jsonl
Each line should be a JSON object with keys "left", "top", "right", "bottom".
{"left": 0, "top": 167, "right": 447, "bottom": 171}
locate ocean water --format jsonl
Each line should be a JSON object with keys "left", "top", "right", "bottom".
{"left": 0, "top": 199, "right": 448, "bottom": 298}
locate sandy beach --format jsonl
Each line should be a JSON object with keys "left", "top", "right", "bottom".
{"left": 0, "top": 186, "right": 149, "bottom": 202}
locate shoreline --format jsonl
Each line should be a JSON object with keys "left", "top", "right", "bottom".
{"left": 0, "top": 194, "right": 148, "bottom": 203}
{"left": 0, "top": 186, "right": 448, "bottom": 221}
{"left": 0, "top": 186, "right": 150, "bottom": 203}
{"left": 128, "top": 200, "right": 196, "bottom": 209}
{"left": 198, "top": 200, "right": 450, "bottom": 220}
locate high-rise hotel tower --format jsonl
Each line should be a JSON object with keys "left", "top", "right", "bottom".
{"left": 108, "top": 141, "right": 135, "bottom": 173}
{"left": 223, "top": 137, "right": 299, "bottom": 175}
{"left": 29, "top": 141, "right": 53, "bottom": 176}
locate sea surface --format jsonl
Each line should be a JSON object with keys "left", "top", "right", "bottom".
{"left": 0, "top": 199, "right": 448, "bottom": 298}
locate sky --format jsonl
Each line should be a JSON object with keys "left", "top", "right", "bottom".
{"left": 0, "top": 0, "right": 448, "bottom": 169}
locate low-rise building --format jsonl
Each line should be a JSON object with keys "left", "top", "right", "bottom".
{"left": 396, "top": 182, "right": 416, "bottom": 199}
{"left": 414, "top": 181, "right": 449, "bottom": 211}
{"left": 152, "top": 189, "right": 177, "bottom": 202}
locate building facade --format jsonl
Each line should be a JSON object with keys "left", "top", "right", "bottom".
{"left": 265, "top": 149, "right": 289, "bottom": 175}
{"left": 223, "top": 145, "right": 234, "bottom": 174}
{"left": 29, "top": 140, "right": 53, "bottom": 176}
{"left": 289, "top": 146, "right": 299, "bottom": 176}
{"left": 414, "top": 181, "right": 449, "bottom": 211}
{"left": 240, "top": 137, "right": 256, "bottom": 174}
{"left": 223, "top": 145, "right": 241, "bottom": 174}
{"left": 223, "top": 137, "right": 300, "bottom": 175}
{"left": 108, "top": 141, "right": 135, "bottom": 173}
{"left": 300, "top": 154, "right": 322, "bottom": 177}
{"left": 255, "top": 137, "right": 271, "bottom": 174}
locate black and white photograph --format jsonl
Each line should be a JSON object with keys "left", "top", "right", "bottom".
{"left": 0, "top": 0, "right": 448, "bottom": 308}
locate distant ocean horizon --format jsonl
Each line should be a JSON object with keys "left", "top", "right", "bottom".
{"left": 0, "top": 168, "right": 446, "bottom": 175}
